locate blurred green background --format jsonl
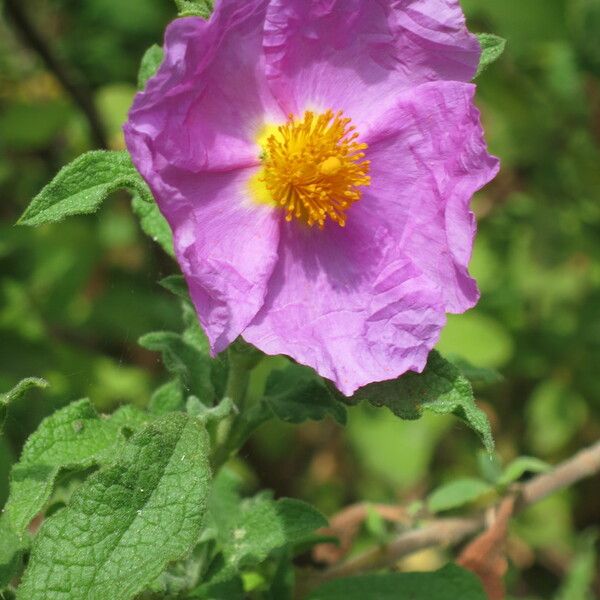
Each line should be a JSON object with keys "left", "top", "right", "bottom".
{"left": 1, "top": 1, "right": 599, "bottom": 597}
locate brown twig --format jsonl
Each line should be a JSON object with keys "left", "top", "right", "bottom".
{"left": 3, "top": 0, "right": 108, "bottom": 149}
{"left": 305, "top": 439, "right": 600, "bottom": 592}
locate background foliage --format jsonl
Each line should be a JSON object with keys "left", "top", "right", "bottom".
{"left": 0, "top": 0, "right": 599, "bottom": 598}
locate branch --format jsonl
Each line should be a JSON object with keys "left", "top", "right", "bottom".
{"left": 310, "top": 439, "right": 600, "bottom": 588}
{"left": 3, "top": 0, "right": 108, "bottom": 149}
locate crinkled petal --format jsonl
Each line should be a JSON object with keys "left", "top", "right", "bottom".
{"left": 125, "top": 0, "right": 285, "bottom": 175}
{"left": 361, "top": 81, "right": 499, "bottom": 313}
{"left": 159, "top": 166, "right": 280, "bottom": 354}
{"left": 124, "top": 2, "right": 286, "bottom": 353}
{"left": 263, "top": 0, "right": 480, "bottom": 128}
{"left": 243, "top": 218, "right": 446, "bottom": 396}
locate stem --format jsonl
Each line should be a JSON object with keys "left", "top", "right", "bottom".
{"left": 224, "top": 350, "right": 251, "bottom": 409}
{"left": 211, "top": 348, "right": 253, "bottom": 470}
{"left": 3, "top": 0, "right": 109, "bottom": 149}
{"left": 302, "top": 438, "right": 600, "bottom": 593}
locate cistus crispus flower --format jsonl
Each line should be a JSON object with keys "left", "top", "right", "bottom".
{"left": 124, "top": 0, "right": 499, "bottom": 396}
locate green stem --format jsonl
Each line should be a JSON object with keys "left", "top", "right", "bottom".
{"left": 211, "top": 347, "right": 253, "bottom": 470}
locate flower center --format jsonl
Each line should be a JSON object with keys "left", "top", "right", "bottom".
{"left": 256, "top": 110, "right": 371, "bottom": 228}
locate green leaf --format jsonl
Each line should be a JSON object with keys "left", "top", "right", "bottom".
{"left": 265, "top": 365, "right": 346, "bottom": 425}
{"left": 0, "top": 516, "right": 25, "bottom": 588}
{"left": 427, "top": 478, "right": 494, "bottom": 513}
{"left": 174, "top": 0, "right": 213, "bottom": 17}
{"left": 222, "top": 496, "right": 327, "bottom": 568}
{"left": 160, "top": 274, "right": 191, "bottom": 303}
{"left": 139, "top": 330, "right": 213, "bottom": 401}
{"left": 475, "top": 33, "right": 507, "bottom": 78}
{"left": 18, "top": 413, "right": 211, "bottom": 600}
{"left": 131, "top": 191, "right": 174, "bottom": 257}
{"left": 448, "top": 356, "right": 503, "bottom": 386}
{"left": 498, "top": 456, "right": 550, "bottom": 486}
{"left": 348, "top": 351, "right": 494, "bottom": 452}
{"left": 148, "top": 379, "right": 185, "bottom": 415}
{"left": 0, "top": 378, "right": 47, "bottom": 433}
{"left": 4, "top": 399, "right": 149, "bottom": 536}
{"left": 137, "top": 44, "right": 164, "bottom": 90}
{"left": 18, "top": 151, "right": 153, "bottom": 227}
{"left": 308, "top": 563, "right": 487, "bottom": 600}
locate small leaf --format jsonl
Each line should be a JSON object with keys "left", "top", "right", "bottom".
{"left": 131, "top": 192, "right": 174, "bottom": 257}
{"left": 174, "top": 0, "right": 213, "bottom": 17}
{"left": 428, "top": 478, "right": 494, "bottom": 513}
{"left": 18, "top": 151, "right": 153, "bottom": 226}
{"left": 4, "top": 399, "right": 149, "bottom": 536}
{"left": 349, "top": 351, "right": 494, "bottom": 452}
{"left": 498, "top": 456, "right": 550, "bottom": 486}
{"left": 187, "top": 397, "right": 235, "bottom": 424}
{"left": 137, "top": 44, "right": 164, "bottom": 90}
{"left": 308, "top": 563, "right": 487, "bottom": 600}
{"left": 265, "top": 365, "right": 346, "bottom": 425}
{"left": 449, "top": 357, "right": 503, "bottom": 386}
{"left": 159, "top": 274, "right": 191, "bottom": 303}
{"left": 475, "top": 34, "right": 507, "bottom": 78}
{"left": 0, "top": 378, "right": 47, "bottom": 433}
{"left": 222, "top": 496, "right": 327, "bottom": 568}
{"left": 148, "top": 379, "right": 185, "bottom": 415}
{"left": 18, "top": 413, "right": 211, "bottom": 600}
{"left": 139, "top": 331, "right": 213, "bottom": 401}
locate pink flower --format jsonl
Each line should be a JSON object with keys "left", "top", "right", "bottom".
{"left": 124, "top": 0, "right": 499, "bottom": 396}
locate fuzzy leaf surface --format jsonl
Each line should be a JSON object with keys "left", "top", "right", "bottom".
{"left": 174, "top": 0, "right": 213, "bottom": 17}
{"left": 137, "top": 44, "right": 164, "bottom": 89}
{"left": 18, "top": 151, "right": 153, "bottom": 226}
{"left": 18, "top": 413, "right": 211, "bottom": 600}
{"left": 349, "top": 351, "right": 494, "bottom": 451}
{"left": 0, "top": 378, "right": 47, "bottom": 433}
{"left": 4, "top": 399, "right": 148, "bottom": 536}
{"left": 265, "top": 365, "right": 346, "bottom": 425}
{"left": 131, "top": 193, "right": 174, "bottom": 256}
{"left": 222, "top": 496, "right": 327, "bottom": 568}
{"left": 475, "top": 33, "right": 507, "bottom": 77}
{"left": 139, "top": 331, "right": 213, "bottom": 401}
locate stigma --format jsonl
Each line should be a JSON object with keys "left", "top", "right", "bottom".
{"left": 255, "top": 110, "right": 371, "bottom": 228}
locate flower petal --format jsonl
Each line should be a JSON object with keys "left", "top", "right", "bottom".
{"left": 243, "top": 218, "right": 446, "bottom": 396}
{"left": 160, "top": 166, "right": 280, "bottom": 354}
{"left": 263, "top": 0, "right": 480, "bottom": 128}
{"left": 362, "top": 80, "right": 499, "bottom": 313}
{"left": 125, "top": 0, "right": 284, "bottom": 175}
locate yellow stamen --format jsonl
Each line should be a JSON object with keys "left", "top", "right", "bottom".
{"left": 253, "top": 110, "right": 371, "bottom": 228}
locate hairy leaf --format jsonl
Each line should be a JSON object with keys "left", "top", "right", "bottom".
{"left": 475, "top": 34, "right": 507, "bottom": 78}
{"left": 131, "top": 192, "right": 174, "bottom": 256}
{"left": 139, "top": 331, "right": 213, "bottom": 401}
{"left": 18, "top": 151, "right": 153, "bottom": 226}
{"left": 222, "top": 496, "right": 327, "bottom": 568}
{"left": 137, "top": 44, "right": 164, "bottom": 90}
{"left": 159, "top": 274, "right": 191, "bottom": 303}
{"left": 18, "top": 413, "right": 211, "bottom": 600}
{"left": 174, "top": 0, "right": 213, "bottom": 17}
{"left": 4, "top": 399, "right": 149, "bottom": 536}
{"left": 308, "top": 563, "right": 487, "bottom": 600}
{"left": 149, "top": 379, "right": 185, "bottom": 415}
{"left": 265, "top": 365, "right": 346, "bottom": 425}
{"left": 0, "top": 378, "right": 47, "bottom": 433}
{"left": 428, "top": 478, "right": 494, "bottom": 513}
{"left": 349, "top": 351, "right": 494, "bottom": 451}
